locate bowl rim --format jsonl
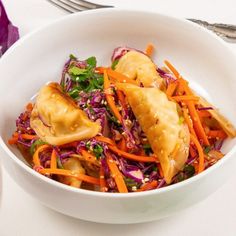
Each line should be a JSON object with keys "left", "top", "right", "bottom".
{"left": 1, "top": 8, "right": 236, "bottom": 198}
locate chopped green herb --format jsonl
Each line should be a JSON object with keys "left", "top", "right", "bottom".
{"left": 69, "top": 54, "right": 77, "bottom": 60}
{"left": 107, "top": 111, "right": 120, "bottom": 125}
{"left": 152, "top": 166, "right": 158, "bottom": 172}
{"left": 93, "top": 144, "right": 103, "bottom": 159}
{"left": 85, "top": 141, "right": 91, "bottom": 150}
{"left": 57, "top": 156, "right": 64, "bottom": 169}
{"left": 68, "top": 88, "right": 79, "bottom": 99}
{"left": 173, "top": 164, "right": 195, "bottom": 183}
{"left": 30, "top": 139, "right": 47, "bottom": 156}
{"left": 143, "top": 143, "right": 152, "bottom": 155}
{"left": 204, "top": 146, "right": 211, "bottom": 154}
{"left": 183, "top": 164, "right": 195, "bottom": 178}
{"left": 143, "top": 144, "right": 151, "bottom": 149}
{"left": 175, "top": 173, "right": 185, "bottom": 182}
{"left": 111, "top": 59, "right": 119, "bottom": 70}
{"left": 66, "top": 56, "right": 104, "bottom": 97}
{"left": 124, "top": 177, "right": 138, "bottom": 188}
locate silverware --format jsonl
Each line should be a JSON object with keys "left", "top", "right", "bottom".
{"left": 46, "top": 0, "right": 112, "bottom": 12}
{"left": 46, "top": 0, "right": 236, "bottom": 43}
{"left": 188, "top": 19, "right": 236, "bottom": 43}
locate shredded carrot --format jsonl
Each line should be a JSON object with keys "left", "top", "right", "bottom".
{"left": 106, "top": 68, "right": 139, "bottom": 85}
{"left": 172, "top": 95, "right": 199, "bottom": 102}
{"left": 95, "top": 136, "right": 115, "bottom": 146}
{"left": 8, "top": 135, "right": 18, "bottom": 144}
{"left": 198, "top": 110, "right": 211, "bottom": 118}
{"left": 166, "top": 81, "right": 178, "bottom": 97}
{"left": 104, "top": 70, "right": 122, "bottom": 123}
{"left": 33, "top": 145, "right": 51, "bottom": 166}
{"left": 189, "top": 145, "right": 197, "bottom": 158}
{"left": 106, "top": 152, "right": 128, "bottom": 193}
{"left": 8, "top": 133, "right": 37, "bottom": 144}
{"left": 108, "top": 145, "right": 157, "bottom": 163}
{"left": 99, "top": 166, "right": 107, "bottom": 192}
{"left": 116, "top": 89, "right": 127, "bottom": 110}
{"left": 190, "top": 134, "right": 205, "bottom": 173}
{"left": 164, "top": 60, "right": 180, "bottom": 79}
{"left": 96, "top": 66, "right": 107, "bottom": 74}
{"left": 117, "top": 137, "right": 127, "bottom": 152}
{"left": 187, "top": 101, "right": 210, "bottom": 145}
{"left": 21, "top": 134, "right": 38, "bottom": 140}
{"left": 179, "top": 79, "right": 209, "bottom": 144}
{"left": 26, "top": 103, "right": 33, "bottom": 112}
{"left": 50, "top": 149, "right": 57, "bottom": 169}
{"left": 39, "top": 168, "right": 100, "bottom": 185}
{"left": 138, "top": 180, "right": 158, "bottom": 192}
{"left": 145, "top": 43, "right": 154, "bottom": 57}
{"left": 165, "top": 60, "right": 209, "bottom": 145}
{"left": 158, "top": 163, "right": 164, "bottom": 178}
{"left": 80, "top": 149, "right": 97, "bottom": 163}
{"left": 183, "top": 108, "right": 197, "bottom": 137}
{"left": 208, "top": 130, "right": 227, "bottom": 139}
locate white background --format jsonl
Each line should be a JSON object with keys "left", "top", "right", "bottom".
{"left": 1, "top": 0, "right": 236, "bottom": 235}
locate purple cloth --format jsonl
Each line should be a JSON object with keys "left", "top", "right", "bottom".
{"left": 0, "top": 0, "right": 19, "bottom": 55}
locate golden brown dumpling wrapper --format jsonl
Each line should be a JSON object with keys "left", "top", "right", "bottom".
{"left": 57, "top": 157, "right": 85, "bottom": 188}
{"left": 117, "top": 83, "right": 190, "bottom": 183}
{"left": 30, "top": 82, "right": 101, "bottom": 145}
{"left": 115, "top": 51, "right": 163, "bottom": 88}
{"left": 197, "top": 95, "right": 236, "bottom": 138}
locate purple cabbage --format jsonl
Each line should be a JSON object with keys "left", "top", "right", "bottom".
{"left": 118, "top": 157, "right": 144, "bottom": 183}
{"left": 157, "top": 179, "right": 166, "bottom": 188}
{"left": 214, "top": 139, "right": 224, "bottom": 151}
{"left": 0, "top": 1, "right": 19, "bottom": 55}
{"left": 157, "top": 68, "right": 176, "bottom": 86}
{"left": 111, "top": 46, "right": 145, "bottom": 62}
{"left": 16, "top": 110, "right": 35, "bottom": 135}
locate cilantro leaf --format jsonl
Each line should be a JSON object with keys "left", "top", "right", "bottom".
{"left": 68, "top": 66, "right": 87, "bottom": 76}
{"left": 86, "top": 56, "right": 97, "bottom": 68}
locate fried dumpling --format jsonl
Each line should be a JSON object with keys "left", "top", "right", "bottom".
{"left": 30, "top": 82, "right": 101, "bottom": 145}
{"left": 198, "top": 95, "right": 236, "bottom": 138}
{"left": 117, "top": 83, "right": 190, "bottom": 183}
{"left": 58, "top": 157, "right": 85, "bottom": 188}
{"left": 115, "top": 51, "right": 163, "bottom": 88}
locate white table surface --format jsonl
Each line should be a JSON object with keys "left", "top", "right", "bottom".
{"left": 1, "top": 0, "right": 236, "bottom": 235}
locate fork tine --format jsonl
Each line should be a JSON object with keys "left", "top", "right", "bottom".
{"left": 47, "top": 0, "right": 79, "bottom": 13}
{"left": 47, "top": 0, "right": 113, "bottom": 13}
{"left": 61, "top": 0, "right": 92, "bottom": 10}
{"left": 73, "top": 0, "right": 113, "bottom": 9}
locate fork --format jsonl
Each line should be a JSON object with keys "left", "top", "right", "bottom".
{"left": 47, "top": 0, "right": 113, "bottom": 12}
{"left": 47, "top": 0, "right": 236, "bottom": 43}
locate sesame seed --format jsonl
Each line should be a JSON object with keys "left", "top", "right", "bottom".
{"left": 132, "top": 186, "right": 137, "bottom": 191}
{"left": 144, "top": 177, "right": 149, "bottom": 182}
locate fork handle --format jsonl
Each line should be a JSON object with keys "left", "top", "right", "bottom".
{"left": 188, "top": 19, "right": 236, "bottom": 43}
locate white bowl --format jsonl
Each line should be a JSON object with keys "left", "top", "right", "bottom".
{"left": 0, "top": 9, "right": 236, "bottom": 224}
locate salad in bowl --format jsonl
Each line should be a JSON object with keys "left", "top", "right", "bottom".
{"left": 8, "top": 44, "right": 236, "bottom": 193}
